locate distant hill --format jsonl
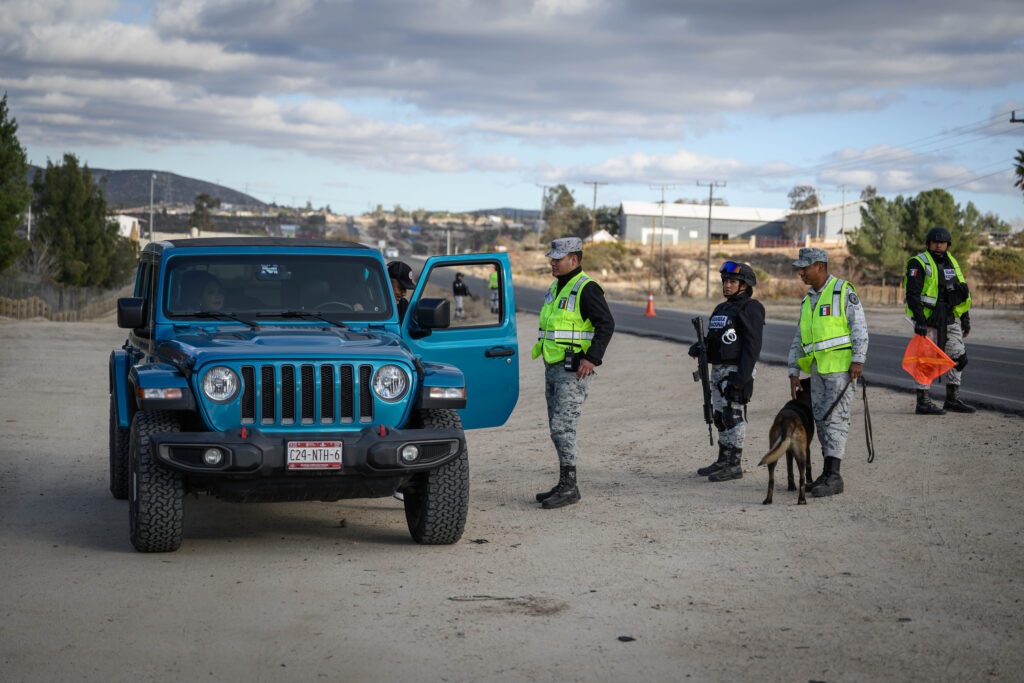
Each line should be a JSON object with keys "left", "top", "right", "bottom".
{"left": 28, "top": 166, "right": 266, "bottom": 210}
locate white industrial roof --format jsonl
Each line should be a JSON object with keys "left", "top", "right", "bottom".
{"left": 620, "top": 201, "right": 789, "bottom": 223}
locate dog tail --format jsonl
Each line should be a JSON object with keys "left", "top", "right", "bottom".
{"left": 758, "top": 425, "right": 792, "bottom": 467}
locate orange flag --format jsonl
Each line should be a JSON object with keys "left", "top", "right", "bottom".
{"left": 902, "top": 334, "right": 955, "bottom": 385}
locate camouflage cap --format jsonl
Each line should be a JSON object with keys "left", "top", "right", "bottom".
{"left": 792, "top": 247, "right": 829, "bottom": 268}
{"left": 545, "top": 237, "right": 583, "bottom": 259}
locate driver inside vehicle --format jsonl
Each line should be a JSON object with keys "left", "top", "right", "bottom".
{"left": 181, "top": 271, "right": 225, "bottom": 312}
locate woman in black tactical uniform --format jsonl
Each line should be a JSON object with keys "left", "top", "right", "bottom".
{"left": 689, "top": 261, "right": 765, "bottom": 481}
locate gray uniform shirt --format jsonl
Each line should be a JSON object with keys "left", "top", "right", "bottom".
{"left": 788, "top": 275, "right": 869, "bottom": 375}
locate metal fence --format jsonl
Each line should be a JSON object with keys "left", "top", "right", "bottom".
{"left": 0, "top": 276, "right": 133, "bottom": 321}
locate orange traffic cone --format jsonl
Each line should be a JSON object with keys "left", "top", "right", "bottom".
{"left": 644, "top": 291, "right": 656, "bottom": 317}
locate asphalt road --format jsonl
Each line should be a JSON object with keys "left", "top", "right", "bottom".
{"left": 510, "top": 281, "right": 1024, "bottom": 415}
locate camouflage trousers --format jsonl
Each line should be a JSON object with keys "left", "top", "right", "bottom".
{"left": 915, "top": 318, "right": 966, "bottom": 390}
{"left": 811, "top": 368, "right": 853, "bottom": 460}
{"left": 711, "top": 364, "right": 753, "bottom": 449}
{"left": 544, "top": 363, "right": 593, "bottom": 468}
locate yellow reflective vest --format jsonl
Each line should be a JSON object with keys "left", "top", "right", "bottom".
{"left": 489, "top": 271, "right": 499, "bottom": 289}
{"left": 903, "top": 251, "right": 971, "bottom": 320}
{"left": 798, "top": 276, "right": 854, "bottom": 374}
{"left": 531, "top": 271, "right": 597, "bottom": 364}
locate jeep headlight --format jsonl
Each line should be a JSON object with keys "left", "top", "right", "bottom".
{"left": 373, "top": 364, "right": 408, "bottom": 402}
{"left": 202, "top": 366, "right": 240, "bottom": 403}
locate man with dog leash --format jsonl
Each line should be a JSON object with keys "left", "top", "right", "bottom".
{"left": 689, "top": 261, "right": 765, "bottom": 482}
{"left": 904, "top": 226, "right": 975, "bottom": 415}
{"left": 788, "top": 248, "right": 869, "bottom": 498}
{"left": 532, "top": 237, "right": 615, "bottom": 509}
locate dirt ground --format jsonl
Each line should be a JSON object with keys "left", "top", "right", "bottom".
{"left": 1, "top": 315, "right": 1023, "bottom": 682}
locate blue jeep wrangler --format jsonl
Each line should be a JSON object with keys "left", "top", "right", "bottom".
{"left": 109, "top": 238, "right": 518, "bottom": 552}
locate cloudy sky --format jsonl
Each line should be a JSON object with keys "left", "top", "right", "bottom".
{"left": 3, "top": 0, "right": 1023, "bottom": 223}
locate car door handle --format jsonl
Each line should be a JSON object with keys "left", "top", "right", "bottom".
{"left": 485, "top": 347, "right": 516, "bottom": 357}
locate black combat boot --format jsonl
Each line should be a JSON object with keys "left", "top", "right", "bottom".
{"left": 536, "top": 466, "right": 569, "bottom": 502}
{"left": 811, "top": 456, "right": 844, "bottom": 497}
{"left": 805, "top": 457, "right": 830, "bottom": 494}
{"left": 915, "top": 389, "right": 945, "bottom": 415}
{"left": 943, "top": 384, "right": 976, "bottom": 414}
{"left": 708, "top": 447, "right": 742, "bottom": 482}
{"left": 697, "top": 443, "right": 729, "bottom": 477}
{"left": 541, "top": 466, "right": 581, "bottom": 509}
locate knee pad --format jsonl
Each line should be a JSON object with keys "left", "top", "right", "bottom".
{"left": 953, "top": 354, "right": 967, "bottom": 371}
{"left": 713, "top": 410, "right": 725, "bottom": 432}
{"left": 721, "top": 406, "right": 745, "bottom": 430}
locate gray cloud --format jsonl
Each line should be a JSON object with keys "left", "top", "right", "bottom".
{"left": 2, "top": 0, "right": 1022, "bottom": 202}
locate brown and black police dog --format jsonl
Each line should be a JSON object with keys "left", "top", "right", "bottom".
{"left": 758, "top": 378, "right": 815, "bottom": 505}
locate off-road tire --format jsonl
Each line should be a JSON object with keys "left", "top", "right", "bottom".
{"left": 403, "top": 409, "right": 469, "bottom": 545}
{"left": 109, "top": 394, "right": 130, "bottom": 499}
{"left": 129, "top": 410, "right": 185, "bottom": 552}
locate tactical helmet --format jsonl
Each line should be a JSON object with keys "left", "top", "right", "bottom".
{"left": 719, "top": 261, "right": 756, "bottom": 288}
{"left": 925, "top": 226, "right": 952, "bottom": 244}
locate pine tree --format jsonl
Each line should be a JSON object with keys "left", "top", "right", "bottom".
{"left": 0, "top": 93, "right": 31, "bottom": 273}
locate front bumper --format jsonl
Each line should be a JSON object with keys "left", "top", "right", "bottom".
{"left": 149, "top": 425, "right": 464, "bottom": 478}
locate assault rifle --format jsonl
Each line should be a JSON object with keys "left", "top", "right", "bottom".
{"left": 691, "top": 317, "right": 714, "bottom": 446}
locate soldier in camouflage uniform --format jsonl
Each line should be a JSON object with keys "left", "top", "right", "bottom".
{"left": 690, "top": 262, "right": 765, "bottom": 481}
{"left": 531, "top": 237, "right": 615, "bottom": 509}
{"left": 787, "top": 248, "right": 869, "bottom": 498}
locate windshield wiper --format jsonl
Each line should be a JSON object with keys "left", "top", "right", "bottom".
{"left": 193, "top": 311, "right": 260, "bottom": 329}
{"left": 279, "top": 310, "right": 349, "bottom": 329}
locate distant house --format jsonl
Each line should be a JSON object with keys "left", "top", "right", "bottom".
{"left": 112, "top": 214, "right": 142, "bottom": 241}
{"left": 584, "top": 229, "right": 616, "bottom": 244}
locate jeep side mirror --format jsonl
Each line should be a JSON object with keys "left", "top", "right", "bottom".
{"left": 414, "top": 297, "right": 451, "bottom": 329}
{"left": 117, "top": 297, "right": 146, "bottom": 329}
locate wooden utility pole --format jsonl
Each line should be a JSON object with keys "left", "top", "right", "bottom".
{"left": 697, "top": 180, "right": 726, "bottom": 298}
{"left": 649, "top": 183, "right": 676, "bottom": 292}
{"left": 584, "top": 181, "right": 607, "bottom": 243}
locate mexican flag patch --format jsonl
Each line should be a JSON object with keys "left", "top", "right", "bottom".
{"left": 819, "top": 304, "right": 832, "bottom": 316}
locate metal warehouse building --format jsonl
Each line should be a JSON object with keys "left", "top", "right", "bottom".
{"left": 618, "top": 200, "right": 863, "bottom": 245}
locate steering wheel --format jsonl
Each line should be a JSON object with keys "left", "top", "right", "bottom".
{"left": 312, "top": 301, "right": 354, "bottom": 312}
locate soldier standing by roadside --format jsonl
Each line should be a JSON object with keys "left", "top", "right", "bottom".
{"left": 787, "top": 248, "right": 869, "bottom": 498}
{"left": 452, "top": 272, "right": 471, "bottom": 319}
{"left": 689, "top": 261, "right": 765, "bottom": 482}
{"left": 904, "top": 226, "right": 975, "bottom": 415}
{"left": 488, "top": 264, "right": 500, "bottom": 314}
{"left": 531, "top": 237, "right": 615, "bottom": 509}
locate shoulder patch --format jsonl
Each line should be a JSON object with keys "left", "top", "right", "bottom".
{"left": 848, "top": 292, "right": 859, "bottom": 305}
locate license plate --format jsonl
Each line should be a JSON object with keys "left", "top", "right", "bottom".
{"left": 287, "top": 441, "right": 343, "bottom": 470}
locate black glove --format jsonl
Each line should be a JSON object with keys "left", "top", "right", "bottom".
{"left": 960, "top": 314, "right": 970, "bottom": 337}
{"left": 914, "top": 321, "right": 929, "bottom": 337}
{"left": 688, "top": 342, "right": 700, "bottom": 358}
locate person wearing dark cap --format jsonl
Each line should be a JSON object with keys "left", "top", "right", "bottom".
{"left": 904, "top": 226, "right": 975, "bottom": 414}
{"left": 452, "top": 271, "right": 470, "bottom": 319}
{"left": 387, "top": 260, "right": 416, "bottom": 322}
{"left": 689, "top": 261, "right": 765, "bottom": 481}
{"left": 787, "top": 247, "right": 869, "bottom": 498}
{"left": 531, "top": 236, "right": 615, "bottom": 509}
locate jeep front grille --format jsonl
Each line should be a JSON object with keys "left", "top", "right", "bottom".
{"left": 240, "top": 363, "right": 373, "bottom": 425}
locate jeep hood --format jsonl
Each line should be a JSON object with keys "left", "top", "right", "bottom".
{"left": 157, "top": 326, "right": 411, "bottom": 367}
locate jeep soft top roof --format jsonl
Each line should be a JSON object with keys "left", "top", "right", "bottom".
{"left": 157, "top": 237, "right": 370, "bottom": 250}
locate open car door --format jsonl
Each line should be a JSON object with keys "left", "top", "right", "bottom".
{"left": 402, "top": 253, "right": 518, "bottom": 429}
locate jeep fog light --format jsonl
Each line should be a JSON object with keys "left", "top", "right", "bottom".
{"left": 399, "top": 444, "right": 420, "bottom": 463}
{"left": 373, "top": 364, "right": 408, "bottom": 402}
{"left": 429, "top": 387, "right": 465, "bottom": 400}
{"left": 203, "top": 448, "right": 224, "bottom": 466}
{"left": 202, "top": 366, "right": 240, "bottom": 403}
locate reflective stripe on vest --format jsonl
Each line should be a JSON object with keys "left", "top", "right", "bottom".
{"left": 903, "top": 251, "right": 971, "bottom": 319}
{"left": 531, "top": 273, "right": 597, "bottom": 363}
{"left": 798, "top": 276, "right": 853, "bottom": 374}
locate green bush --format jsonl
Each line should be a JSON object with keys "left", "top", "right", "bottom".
{"left": 582, "top": 241, "right": 630, "bottom": 273}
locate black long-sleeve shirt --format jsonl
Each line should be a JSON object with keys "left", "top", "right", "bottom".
{"left": 552, "top": 266, "right": 615, "bottom": 365}
{"left": 708, "top": 290, "right": 764, "bottom": 386}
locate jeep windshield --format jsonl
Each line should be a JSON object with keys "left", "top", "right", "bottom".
{"left": 163, "top": 253, "right": 393, "bottom": 322}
